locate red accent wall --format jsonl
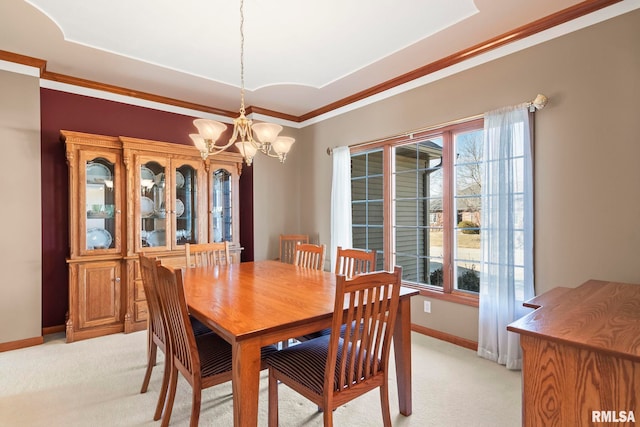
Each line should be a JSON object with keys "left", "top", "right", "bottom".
{"left": 40, "top": 88, "right": 254, "bottom": 328}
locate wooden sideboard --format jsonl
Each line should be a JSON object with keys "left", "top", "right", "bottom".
{"left": 507, "top": 280, "right": 640, "bottom": 426}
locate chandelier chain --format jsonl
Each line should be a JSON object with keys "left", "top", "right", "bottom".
{"left": 239, "top": 0, "right": 246, "bottom": 115}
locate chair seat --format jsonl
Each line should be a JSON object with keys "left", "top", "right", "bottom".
{"left": 300, "top": 321, "right": 362, "bottom": 341}
{"left": 196, "top": 333, "right": 233, "bottom": 377}
{"left": 267, "top": 336, "right": 333, "bottom": 395}
{"left": 267, "top": 335, "right": 377, "bottom": 395}
{"left": 197, "top": 333, "right": 279, "bottom": 378}
{"left": 300, "top": 328, "right": 331, "bottom": 341}
{"left": 190, "top": 315, "right": 213, "bottom": 336}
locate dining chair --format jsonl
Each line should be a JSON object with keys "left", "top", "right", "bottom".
{"left": 266, "top": 266, "right": 403, "bottom": 427}
{"left": 299, "top": 246, "right": 378, "bottom": 342}
{"left": 334, "top": 246, "right": 377, "bottom": 277}
{"left": 138, "top": 254, "right": 172, "bottom": 421}
{"left": 154, "top": 263, "right": 278, "bottom": 427}
{"left": 279, "top": 234, "right": 309, "bottom": 264}
{"left": 280, "top": 241, "right": 325, "bottom": 349}
{"left": 138, "top": 254, "right": 213, "bottom": 421}
{"left": 185, "top": 241, "right": 231, "bottom": 267}
{"left": 294, "top": 243, "right": 326, "bottom": 270}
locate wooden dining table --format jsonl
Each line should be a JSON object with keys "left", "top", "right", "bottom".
{"left": 181, "top": 260, "right": 419, "bottom": 427}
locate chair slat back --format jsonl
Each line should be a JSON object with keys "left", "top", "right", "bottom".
{"left": 334, "top": 246, "right": 377, "bottom": 278}
{"left": 155, "top": 264, "right": 200, "bottom": 378}
{"left": 294, "top": 243, "right": 325, "bottom": 270}
{"left": 186, "top": 242, "right": 231, "bottom": 268}
{"left": 139, "top": 254, "right": 165, "bottom": 347}
{"left": 327, "top": 267, "right": 402, "bottom": 394}
{"left": 279, "top": 234, "right": 309, "bottom": 264}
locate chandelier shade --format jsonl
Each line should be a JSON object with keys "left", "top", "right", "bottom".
{"left": 272, "top": 136, "right": 295, "bottom": 157}
{"left": 193, "top": 119, "right": 227, "bottom": 141}
{"left": 190, "top": 0, "right": 294, "bottom": 164}
{"left": 252, "top": 123, "right": 283, "bottom": 143}
{"left": 234, "top": 141, "right": 259, "bottom": 165}
{"left": 189, "top": 133, "right": 207, "bottom": 153}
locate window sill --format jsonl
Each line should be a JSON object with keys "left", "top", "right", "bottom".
{"left": 402, "top": 283, "right": 479, "bottom": 308}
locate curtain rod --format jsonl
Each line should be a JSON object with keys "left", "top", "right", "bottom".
{"left": 327, "top": 93, "right": 548, "bottom": 155}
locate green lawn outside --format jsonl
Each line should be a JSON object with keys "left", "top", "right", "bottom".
{"left": 429, "top": 230, "right": 480, "bottom": 249}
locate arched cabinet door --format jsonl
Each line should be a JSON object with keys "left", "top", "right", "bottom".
{"left": 207, "top": 157, "right": 242, "bottom": 262}
{"left": 79, "top": 151, "right": 123, "bottom": 256}
{"left": 172, "top": 159, "right": 207, "bottom": 248}
{"left": 64, "top": 131, "right": 123, "bottom": 260}
{"left": 210, "top": 167, "right": 233, "bottom": 242}
{"left": 134, "top": 155, "right": 170, "bottom": 253}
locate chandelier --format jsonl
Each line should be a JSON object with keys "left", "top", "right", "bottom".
{"left": 189, "top": 0, "right": 295, "bottom": 165}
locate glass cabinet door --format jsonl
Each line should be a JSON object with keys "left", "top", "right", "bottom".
{"left": 139, "top": 160, "right": 169, "bottom": 250}
{"left": 211, "top": 168, "right": 233, "bottom": 242}
{"left": 80, "top": 152, "right": 120, "bottom": 255}
{"left": 174, "top": 163, "right": 199, "bottom": 247}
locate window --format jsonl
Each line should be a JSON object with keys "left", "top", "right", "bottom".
{"left": 351, "top": 150, "right": 385, "bottom": 270}
{"left": 394, "top": 138, "right": 444, "bottom": 287}
{"left": 453, "top": 129, "right": 483, "bottom": 294}
{"left": 351, "top": 119, "right": 483, "bottom": 306}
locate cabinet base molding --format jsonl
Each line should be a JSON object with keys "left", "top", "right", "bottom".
{"left": 65, "top": 318, "right": 125, "bottom": 343}
{"left": 124, "top": 311, "right": 147, "bottom": 334}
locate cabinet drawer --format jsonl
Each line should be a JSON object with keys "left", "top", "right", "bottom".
{"left": 133, "top": 260, "right": 142, "bottom": 281}
{"left": 134, "top": 279, "right": 146, "bottom": 301}
{"left": 134, "top": 300, "right": 148, "bottom": 323}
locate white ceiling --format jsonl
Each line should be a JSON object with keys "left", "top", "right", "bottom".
{"left": 1, "top": 0, "right": 638, "bottom": 123}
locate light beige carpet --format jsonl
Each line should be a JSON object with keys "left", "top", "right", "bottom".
{"left": 0, "top": 331, "right": 521, "bottom": 426}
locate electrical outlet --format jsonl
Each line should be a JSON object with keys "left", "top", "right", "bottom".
{"left": 423, "top": 300, "right": 431, "bottom": 313}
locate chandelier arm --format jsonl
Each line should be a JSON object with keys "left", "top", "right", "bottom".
{"left": 205, "top": 142, "right": 236, "bottom": 158}
{"left": 262, "top": 150, "right": 280, "bottom": 159}
{"left": 257, "top": 143, "right": 280, "bottom": 159}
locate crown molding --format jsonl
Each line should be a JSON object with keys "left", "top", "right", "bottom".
{"left": 0, "top": 0, "right": 632, "bottom": 128}
{"left": 297, "top": 0, "right": 623, "bottom": 122}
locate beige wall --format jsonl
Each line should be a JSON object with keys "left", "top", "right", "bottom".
{"left": 285, "top": 9, "right": 640, "bottom": 342}
{"left": 251, "top": 126, "right": 304, "bottom": 261}
{"left": 0, "top": 69, "right": 42, "bottom": 343}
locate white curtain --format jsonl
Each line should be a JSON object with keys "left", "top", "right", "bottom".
{"left": 477, "top": 104, "right": 535, "bottom": 370}
{"left": 330, "top": 146, "right": 353, "bottom": 272}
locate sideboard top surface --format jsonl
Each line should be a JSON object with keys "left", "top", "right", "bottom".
{"left": 508, "top": 279, "right": 640, "bottom": 361}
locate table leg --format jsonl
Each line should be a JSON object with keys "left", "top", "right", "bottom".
{"left": 232, "top": 339, "right": 262, "bottom": 427}
{"left": 393, "top": 297, "right": 412, "bottom": 416}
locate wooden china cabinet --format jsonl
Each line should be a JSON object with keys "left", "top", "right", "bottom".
{"left": 63, "top": 131, "right": 243, "bottom": 342}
